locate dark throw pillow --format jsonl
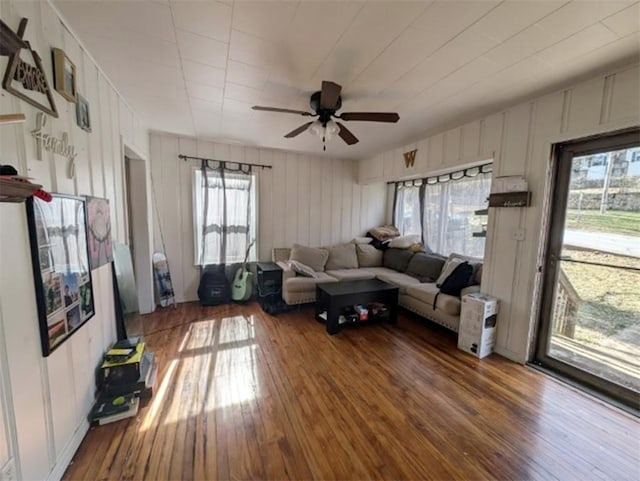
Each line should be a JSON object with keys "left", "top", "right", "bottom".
{"left": 383, "top": 248, "right": 414, "bottom": 272}
{"left": 438, "top": 261, "right": 474, "bottom": 296}
{"left": 405, "top": 253, "right": 447, "bottom": 282}
{"left": 432, "top": 261, "right": 474, "bottom": 311}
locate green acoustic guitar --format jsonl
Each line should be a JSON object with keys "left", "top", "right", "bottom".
{"left": 231, "top": 239, "right": 255, "bottom": 302}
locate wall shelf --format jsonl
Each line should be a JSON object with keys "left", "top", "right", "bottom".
{"left": 0, "top": 113, "right": 26, "bottom": 125}
{"left": 473, "top": 206, "right": 488, "bottom": 238}
{"left": 488, "top": 191, "right": 531, "bottom": 207}
{"left": 0, "top": 177, "right": 42, "bottom": 203}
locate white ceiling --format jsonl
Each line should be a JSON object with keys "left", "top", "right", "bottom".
{"left": 54, "top": 0, "right": 640, "bottom": 159}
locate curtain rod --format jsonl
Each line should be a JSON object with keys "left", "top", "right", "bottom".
{"left": 178, "top": 154, "right": 272, "bottom": 170}
{"left": 387, "top": 161, "right": 492, "bottom": 186}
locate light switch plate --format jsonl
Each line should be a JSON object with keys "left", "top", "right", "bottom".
{"left": 513, "top": 228, "right": 526, "bottom": 241}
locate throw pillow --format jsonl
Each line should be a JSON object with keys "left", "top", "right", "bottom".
{"left": 473, "top": 263, "right": 483, "bottom": 285}
{"left": 367, "top": 225, "right": 400, "bottom": 241}
{"left": 438, "top": 261, "right": 473, "bottom": 294}
{"left": 325, "top": 243, "right": 359, "bottom": 270}
{"left": 383, "top": 248, "right": 414, "bottom": 272}
{"left": 388, "top": 234, "right": 421, "bottom": 249}
{"left": 287, "top": 260, "right": 317, "bottom": 278}
{"left": 435, "top": 256, "right": 465, "bottom": 286}
{"left": 289, "top": 244, "right": 329, "bottom": 272}
{"left": 356, "top": 244, "right": 383, "bottom": 267}
{"left": 405, "top": 253, "right": 447, "bottom": 282}
{"left": 351, "top": 237, "right": 372, "bottom": 245}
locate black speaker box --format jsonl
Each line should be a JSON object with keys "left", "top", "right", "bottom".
{"left": 198, "top": 265, "right": 231, "bottom": 306}
{"left": 256, "top": 262, "right": 288, "bottom": 314}
{"left": 256, "top": 262, "right": 282, "bottom": 296}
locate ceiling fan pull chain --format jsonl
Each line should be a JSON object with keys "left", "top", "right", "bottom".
{"left": 323, "top": 134, "right": 326, "bottom": 151}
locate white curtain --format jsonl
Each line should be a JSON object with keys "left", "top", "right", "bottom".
{"left": 394, "top": 185, "right": 422, "bottom": 236}
{"left": 194, "top": 167, "right": 257, "bottom": 265}
{"left": 422, "top": 174, "right": 491, "bottom": 257}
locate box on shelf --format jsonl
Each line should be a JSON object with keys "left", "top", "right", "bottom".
{"left": 99, "top": 341, "right": 146, "bottom": 386}
{"left": 353, "top": 304, "right": 368, "bottom": 321}
{"left": 89, "top": 392, "right": 139, "bottom": 426}
{"left": 103, "top": 350, "right": 156, "bottom": 398}
{"left": 458, "top": 293, "right": 498, "bottom": 359}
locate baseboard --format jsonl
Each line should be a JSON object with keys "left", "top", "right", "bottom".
{"left": 494, "top": 345, "right": 524, "bottom": 364}
{"left": 45, "top": 420, "right": 89, "bottom": 481}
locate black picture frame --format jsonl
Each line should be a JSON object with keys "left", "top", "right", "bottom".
{"left": 76, "top": 93, "right": 91, "bottom": 132}
{"left": 26, "top": 194, "right": 95, "bottom": 356}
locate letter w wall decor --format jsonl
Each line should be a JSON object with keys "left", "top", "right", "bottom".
{"left": 404, "top": 149, "right": 417, "bottom": 168}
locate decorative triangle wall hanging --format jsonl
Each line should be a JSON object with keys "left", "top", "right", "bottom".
{"left": 1, "top": 18, "right": 58, "bottom": 118}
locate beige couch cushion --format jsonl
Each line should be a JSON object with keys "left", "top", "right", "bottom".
{"left": 356, "top": 244, "right": 383, "bottom": 267}
{"left": 325, "top": 269, "right": 376, "bottom": 282}
{"left": 374, "top": 272, "right": 421, "bottom": 294}
{"left": 405, "top": 283, "right": 461, "bottom": 316}
{"left": 290, "top": 244, "right": 329, "bottom": 272}
{"left": 285, "top": 272, "right": 338, "bottom": 293}
{"left": 325, "top": 243, "right": 358, "bottom": 270}
{"left": 361, "top": 267, "right": 398, "bottom": 277}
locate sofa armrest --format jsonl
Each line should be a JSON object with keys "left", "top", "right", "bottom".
{"left": 276, "top": 261, "right": 296, "bottom": 283}
{"left": 460, "top": 285, "right": 480, "bottom": 298}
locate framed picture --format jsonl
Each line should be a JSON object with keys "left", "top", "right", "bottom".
{"left": 76, "top": 94, "right": 91, "bottom": 132}
{"left": 52, "top": 47, "right": 76, "bottom": 102}
{"left": 85, "top": 196, "right": 112, "bottom": 269}
{"left": 26, "top": 194, "right": 95, "bottom": 356}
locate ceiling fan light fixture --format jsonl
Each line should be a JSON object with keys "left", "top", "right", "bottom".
{"left": 308, "top": 120, "right": 323, "bottom": 136}
{"left": 253, "top": 80, "right": 398, "bottom": 149}
{"left": 325, "top": 119, "right": 339, "bottom": 139}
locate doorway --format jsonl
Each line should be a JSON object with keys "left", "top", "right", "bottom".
{"left": 535, "top": 129, "right": 640, "bottom": 410}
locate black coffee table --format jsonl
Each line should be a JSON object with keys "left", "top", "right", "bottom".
{"left": 315, "top": 279, "right": 399, "bottom": 335}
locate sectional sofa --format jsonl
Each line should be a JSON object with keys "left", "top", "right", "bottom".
{"left": 272, "top": 242, "right": 482, "bottom": 332}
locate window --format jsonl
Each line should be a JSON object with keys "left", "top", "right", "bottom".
{"left": 193, "top": 168, "right": 257, "bottom": 265}
{"left": 394, "top": 185, "right": 421, "bottom": 236}
{"left": 394, "top": 164, "right": 492, "bottom": 258}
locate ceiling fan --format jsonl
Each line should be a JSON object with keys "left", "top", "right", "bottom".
{"left": 252, "top": 80, "right": 400, "bottom": 150}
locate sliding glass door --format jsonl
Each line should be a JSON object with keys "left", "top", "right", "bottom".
{"left": 535, "top": 129, "right": 640, "bottom": 410}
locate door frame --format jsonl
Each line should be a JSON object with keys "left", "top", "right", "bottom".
{"left": 534, "top": 127, "right": 640, "bottom": 410}
{"left": 123, "top": 145, "right": 155, "bottom": 314}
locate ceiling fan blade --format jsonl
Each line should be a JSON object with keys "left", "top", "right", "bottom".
{"left": 339, "top": 112, "right": 400, "bottom": 122}
{"left": 253, "top": 106, "right": 314, "bottom": 116}
{"left": 337, "top": 122, "right": 359, "bottom": 145}
{"left": 320, "top": 81, "right": 342, "bottom": 110}
{"left": 284, "top": 121, "right": 314, "bottom": 138}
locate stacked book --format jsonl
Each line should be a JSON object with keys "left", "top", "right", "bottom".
{"left": 89, "top": 337, "right": 158, "bottom": 426}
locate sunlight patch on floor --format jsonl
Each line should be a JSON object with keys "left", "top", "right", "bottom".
{"left": 139, "top": 358, "right": 179, "bottom": 432}
{"left": 218, "top": 314, "right": 256, "bottom": 344}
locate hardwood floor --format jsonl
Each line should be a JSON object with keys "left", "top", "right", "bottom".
{"left": 63, "top": 302, "right": 639, "bottom": 481}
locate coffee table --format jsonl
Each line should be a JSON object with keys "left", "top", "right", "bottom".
{"left": 315, "top": 279, "right": 399, "bottom": 335}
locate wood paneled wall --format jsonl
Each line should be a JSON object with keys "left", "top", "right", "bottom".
{"left": 150, "top": 133, "right": 387, "bottom": 303}
{"left": 358, "top": 63, "right": 640, "bottom": 364}
{"left": 0, "top": 2, "right": 148, "bottom": 480}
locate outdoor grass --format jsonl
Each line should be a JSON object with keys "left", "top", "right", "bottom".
{"left": 565, "top": 209, "right": 640, "bottom": 236}
{"left": 560, "top": 249, "right": 639, "bottom": 345}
